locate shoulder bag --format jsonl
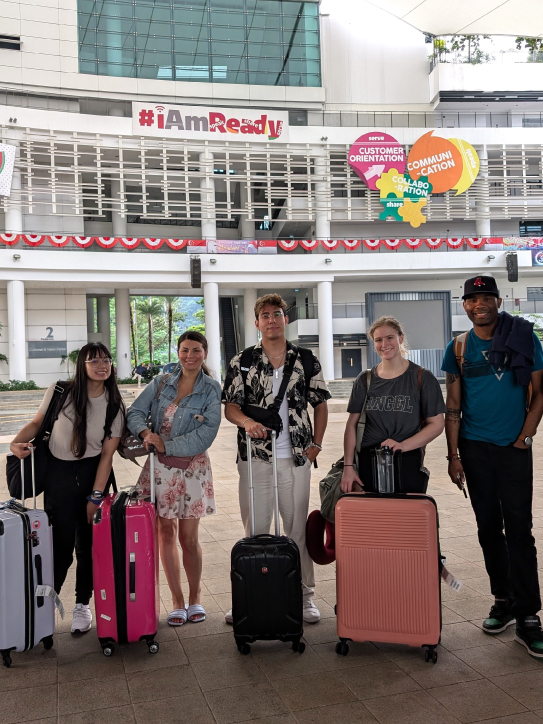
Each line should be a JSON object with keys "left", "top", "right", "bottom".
{"left": 118, "top": 374, "right": 170, "bottom": 463}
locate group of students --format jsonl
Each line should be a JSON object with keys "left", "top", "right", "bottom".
{"left": 9, "top": 278, "right": 543, "bottom": 658}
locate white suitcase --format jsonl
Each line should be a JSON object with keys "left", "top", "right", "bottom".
{"left": 0, "top": 450, "right": 56, "bottom": 667}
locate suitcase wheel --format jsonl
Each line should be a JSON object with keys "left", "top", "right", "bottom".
{"left": 43, "top": 636, "right": 54, "bottom": 651}
{"left": 424, "top": 647, "right": 438, "bottom": 664}
{"left": 148, "top": 642, "right": 159, "bottom": 654}
{"left": 292, "top": 641, "right": 305, "bottom": 654}
{"left": 335, "top": 641, "right": 349, "bottom": 656}
{"left": 237, "top": 643, "right": 251, "bottom": 655}
{"left": 1, "top": 653, "right": 11, "bottom": 668}
{"left": 102, "top": 644, "right": 115, "bottom": 657}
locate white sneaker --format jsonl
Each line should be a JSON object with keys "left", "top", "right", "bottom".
{"left": 303, "top": 599, "right": 321, "bottom": 624}
{"left": 225, "top": 609, "right": 233, "bottom": 625}
{"left": 71, "top": 603, "right": 92, "bottom": 634}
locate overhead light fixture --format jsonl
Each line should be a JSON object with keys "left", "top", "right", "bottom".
{"left": 325, "top": 258, "right": 332, "bottom": 264}
{"left": 210, "top": 258, "right": 217, "bottom": 264}
{"left": 487, "top": 255, "right": 495, "bottom": 261}
{"left": 12, "top": 253, "right": 21, "bottom": 260}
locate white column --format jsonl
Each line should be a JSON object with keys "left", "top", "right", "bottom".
{"left": 115, "top": 288, "right": 132, "bottom": 378}
{"left": 239, "top": 182, "right": 254, "bottom": 240}
{"left": 86, "top": 296, "right": 95, "bottom": 335}
{"left": 203, "top": 282, "right": 221, "bottom": 380}
{"left": 317, "top": 281, "right": 334, "bottom": 381}
{"left": 199, "top": 148, "right": 216, "bottom": 241}
{"left": 97, "top": 296, "right": 111, "bottom": 352}
{"left": 7, "top": 280, "right": 26, "bottom": 381}
{"left": 5, "top": 140, "right": 22, "bottom": 233}
{"left": 476, "top": 145, "right": 491, "bottom": 237}
{"left": 313, "top": 149, "right": 330, "bottom": 241}
{"left": 244, "top": 287, "right": 258, "bottom": 347}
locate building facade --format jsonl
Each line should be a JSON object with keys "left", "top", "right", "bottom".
{"left": 1, "top": 0, "right": 543, "bottom": 385}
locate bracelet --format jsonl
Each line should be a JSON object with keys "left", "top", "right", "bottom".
{"left": 344, "top": 464, "right": 354, "bottom": 467}
{"left": 92, "top": 490, "right": 104, "bottom": 499}
{"left": 446, "top": 454, "right": 461, "bottom": 461}
{"left": 240, "top": 418, "right": 253, "bottom": 427}
{"left": 309, "top": 442, "right": 323, "bottom": 451}
{"left": 86, "top": 495, "right": 102, "bottom": 505}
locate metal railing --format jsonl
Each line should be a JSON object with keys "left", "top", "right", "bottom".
{"left": 305, "top": 110, "right": 543, "bottom": 129}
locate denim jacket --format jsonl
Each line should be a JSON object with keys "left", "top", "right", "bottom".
{"left": 127, "top": 365, "right": 222, "bottom": 458}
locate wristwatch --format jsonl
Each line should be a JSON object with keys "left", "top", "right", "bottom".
{"left": 519, "top": 436, "right": 533, "bottom": 447}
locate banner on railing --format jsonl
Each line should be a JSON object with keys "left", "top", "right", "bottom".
{"left": 0, "top": 235, "right": 539, "bottom": 252}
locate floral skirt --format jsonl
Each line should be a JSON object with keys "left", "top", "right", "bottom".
{"left": 137, "top": 451, "right": 216, "bottom": 520}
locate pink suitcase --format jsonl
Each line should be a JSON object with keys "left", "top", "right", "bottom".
{"left": 92, "top": 451, "right": 160, "bottom": 657}
{"left": 335, "top": 492, "right": 441, "bottom": 663}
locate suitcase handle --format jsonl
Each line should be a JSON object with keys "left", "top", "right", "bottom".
{"left": 35, "top": 554, "right": 44, "bottom": 608}
{"left": 129, "top": 552, "right": 136, "bottom": 601}
{"left": 246, "top": 431, "right": 280, "bottom": 538}
{"left": 148, "top": 444, "right": 156, "bottom": 505}
{"left": 20, "top": 447, "right": 37, "bottom": 510}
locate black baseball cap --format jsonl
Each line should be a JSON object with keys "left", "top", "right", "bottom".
{"left": 462, "top": 276, "right": 500, "bottom": 300}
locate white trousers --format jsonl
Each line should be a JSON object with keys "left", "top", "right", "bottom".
{"left": 237, "top": 457, "right": 315, "bottom": 599}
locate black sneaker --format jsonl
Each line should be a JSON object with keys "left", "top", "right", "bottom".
{"left": 482, "top": 601, "right": 515, "bottom": 634}
{"left": 515, "top": 616, "right": 543, "bottom": 658}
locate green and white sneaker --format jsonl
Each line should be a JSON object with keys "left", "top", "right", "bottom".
{"left": 482, "top": 601, "right": 515, "bottom": 634}
{"left": 515, "top": 616, "right": 543, "bottom": 658}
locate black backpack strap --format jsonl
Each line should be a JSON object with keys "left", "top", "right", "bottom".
{"left": 239, "top": 346, "right": 255, "bottom": 389}
{"left": 297, "top": 346, "right": 315, "bottom": 399}
{"left": 269, "top": 348, "right": 298, "bottom": 411}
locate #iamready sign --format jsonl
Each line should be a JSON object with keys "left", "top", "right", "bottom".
{"left": 0, "top": 143, "right": 16, "bottom": 197}
{"left": 133, "top": 103, "right": 289, "bottom": 143}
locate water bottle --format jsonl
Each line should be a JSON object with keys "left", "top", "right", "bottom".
{"left": 372, "top": 446, "right": 395, "bottom": 494}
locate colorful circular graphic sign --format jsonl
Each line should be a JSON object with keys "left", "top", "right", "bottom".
{"left": 348, "top": 132, "right": 406, "bottom": 190}
{"left": 406, "top": 132, "right": 463, "bottom": 194}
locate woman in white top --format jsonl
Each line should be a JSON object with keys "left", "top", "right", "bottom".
{"left": 10, "top": 343, "right": 125, "bottom": 635}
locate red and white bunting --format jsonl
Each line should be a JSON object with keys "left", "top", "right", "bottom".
{"left": 465, "top": 237, "right": 485, "bottom": 248}
{"left": 321, "top": 239, "right": 340, "bottom": 251}
{"left": 342, "top": 239, "right": 361, "bottom": 250}
{"left": 383, "top": 238, "right": 402, "bottom": 249}
{"left": 142, "top": 237, "right": 164, "bottom": 249}
{"left": 95, "top": 237, "right": 118, "bottom": 248}
{"left": 299, "top": 239, "right": 320, "bottom": 251}
{"left": 363, "top": 239, "right": 381, "bottom": 249}
{"left": 49, "top": 235, "right": 70, "bottom": 247}
{"left": 165, "top": 238, "right": 187, "bottom": 249}
{"left": 446, "top": 237, "right": 464, "bottom": 249}
{"left": 22, "top": 234, "right": 45, "bottom": 246}
{"left": 278, "top": 239, "right": 298, "bottom": 251}
{"left": 0, "top": 233, "right": 21, "bottom": 245}
{"left": 404, "top": 238, "right": 423, "bottom": 249}
{"left": 425, "top": 238, "right": 443, "bottom": 249}
{"left": 72, "top": 236, "right": 94, "bottom": 248}
{"left": 118, "top": 237, "right": 140, "bottom": 249}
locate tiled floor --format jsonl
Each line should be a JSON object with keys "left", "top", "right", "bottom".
{"left": 1, "top": 412, "right": 543, "bottom": 724}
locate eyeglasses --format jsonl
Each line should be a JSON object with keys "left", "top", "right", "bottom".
{"left": 259, "top": 311, "right": 284, "bottom": 321}
{"left": 85, "top": 358, "right": 113, "bottom": 367}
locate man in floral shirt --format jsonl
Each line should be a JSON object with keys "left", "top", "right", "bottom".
{"left": 222, "top": 293, "right": 330, "bottom": 624}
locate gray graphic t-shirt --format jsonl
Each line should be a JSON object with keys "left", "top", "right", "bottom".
{"left": 347, "top": 362, "right": 445, "bottom": 448}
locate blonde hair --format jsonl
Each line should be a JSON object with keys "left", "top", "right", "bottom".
{"left": 369, "top": 316, "right": 409, "bottom": 358}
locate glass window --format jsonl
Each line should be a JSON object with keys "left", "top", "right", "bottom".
{"left": 78, "top": 0, "right": 320, "bottom": 87}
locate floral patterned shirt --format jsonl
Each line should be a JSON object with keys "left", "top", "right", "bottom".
{"left": 222, "top": 342, "right": 331, "bottom": 467}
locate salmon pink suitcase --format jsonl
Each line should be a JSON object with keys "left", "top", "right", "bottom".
{"left": 335, "top": 491, "right": 441, "bottom": 663}
{"left": 92, "top": 451, "right": 159, "bottom": 657}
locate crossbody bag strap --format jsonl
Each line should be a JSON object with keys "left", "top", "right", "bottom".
{"left": 453, "top": 332, "right": 469, "bottom": 376}
{"left": 355, "top": 369, "right": 372, "bottom": 454}
{"left": 269, "top": 345, "right": 298, "bottom": 411}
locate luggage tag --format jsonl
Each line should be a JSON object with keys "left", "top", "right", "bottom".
{"left": 441, "top": 566, "right": 462, "bottom": 592}
{"left": 35, "top": 585, "right": 65, "bottom": 619}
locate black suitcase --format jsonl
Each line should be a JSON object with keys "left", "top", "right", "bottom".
{"left": 230, "top": 431, "right": 305, "bottom": 655}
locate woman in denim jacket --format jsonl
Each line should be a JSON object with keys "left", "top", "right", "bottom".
{"left": 127, "top": 331, "right": 221, "bottom": 626}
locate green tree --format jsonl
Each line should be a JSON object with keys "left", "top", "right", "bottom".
{"left": 515, "top": 37, "right": 543, "bottom": 62}
{"left": 136, "top": 298, "right": 163, "bottom": 365}
{"left": 190, "top": 298, "right": 205, "bottom": 333}
{"left": 60, "top": 348, "right": 80, "bottom": 378}
{"left": 451, "top": 35, "right": 492, "bottom": 64}
{"left": 163, "top": 297, "right": 186, "bottom": 362}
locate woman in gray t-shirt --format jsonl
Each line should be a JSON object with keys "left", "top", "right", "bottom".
{"left": 341, "top": 316, "right": 445, "bottom": 494}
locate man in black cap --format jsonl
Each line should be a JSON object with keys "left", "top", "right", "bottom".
{"left": 442, "top": 275, "right": 543, "bottom": 657}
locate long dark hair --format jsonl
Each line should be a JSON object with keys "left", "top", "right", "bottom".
{"left": 177, "top": 331, "right": 211, "bottom": 377}
{"left": 67, "top": 342, "right": 125, "bottom": 458}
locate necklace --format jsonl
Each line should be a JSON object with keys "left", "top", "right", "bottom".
{"left": 262, "top": 346, "right": 287, "bottom": 377}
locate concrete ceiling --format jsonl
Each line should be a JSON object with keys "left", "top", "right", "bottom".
{"left": 365, "top": 0, "right": 543, "bottom": 37}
